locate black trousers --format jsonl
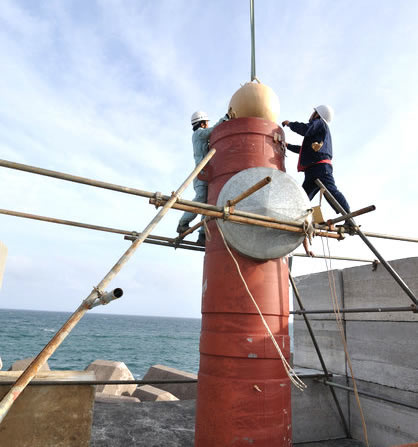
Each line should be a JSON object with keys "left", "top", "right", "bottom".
{"left": 302, "top": 163, "right": 350, "bottom": 214}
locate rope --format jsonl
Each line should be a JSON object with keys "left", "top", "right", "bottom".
{"left": 203, "top": 217, "right": 211, "bottom": 242}
{"left": 216, "top": 220, "right": 307, "bottom": 391}
{"left": 321, "top": 237, "right": 370, "bottom": 447}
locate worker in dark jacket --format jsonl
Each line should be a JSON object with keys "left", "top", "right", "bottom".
{"left": 282, "top": 105, "right": 350, "bottom": 215}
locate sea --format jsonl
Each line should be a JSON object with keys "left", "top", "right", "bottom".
{"left": 0, "top": 308, "right": 293, "bottom": 378}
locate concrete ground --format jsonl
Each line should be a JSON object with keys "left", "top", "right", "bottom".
{"left": 91, "top": 399, "right": 365, "bottom": 447}
{"left": 295, "top": 441, "right": 365, "bottom": 447}
{"left": 91, "top": 400, "right": 195, "bottom": 447}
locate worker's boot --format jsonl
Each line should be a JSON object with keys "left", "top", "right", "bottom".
{"left": 344, "top": 220, "right": 358, "bottom": 235}
{"left": 176, "top": 223, "right": 190, "bottom": 234}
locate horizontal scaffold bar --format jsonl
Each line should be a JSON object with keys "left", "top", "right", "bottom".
{"left": 0, "top": 208, "right": 202, "bottom": 252}
{"left": 0, "top": 208, "right": 380, "bottom": 263}
{"left": 0, "top": 158, "right": 302, "bottom": 227}
{"left": 291, "top": 253, "right": 375, "bottom": 263}
{"left": 290, "top": 305, "right": 416, "bottom": 315}
{"left": 0, "top": 379, "right": 198, "bottom": 386}
{"left": 1, "top": 158, "right": 416, "bottom": 243}
{"left": 320, "top": 379, "right": 418, "bottom": 411}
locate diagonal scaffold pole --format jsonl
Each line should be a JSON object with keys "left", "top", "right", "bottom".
{"left": 0, "top": 148, "right": 217, "bottom": 425}
{"left": 289, "top": 273, "right": 350, "bottom": 437}
{"left": 315, "top": 179, "right": 418, "bottom": 306}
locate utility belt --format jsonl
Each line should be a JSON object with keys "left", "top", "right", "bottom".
{"left": 298, "top": 159, "right": 332, "bottom": 172}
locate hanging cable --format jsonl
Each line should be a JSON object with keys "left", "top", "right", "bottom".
{"left": 216, "top": 220, "right": 307, "bottom": 391}
{"left": 321, "top": 237, "right": 370, "bottom": 447}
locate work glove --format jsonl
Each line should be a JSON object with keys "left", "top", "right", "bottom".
{"left": 311, "top": 142, "right": 323, "bottom": 152}
{"left": 227, "top": 107, "right": 237, "bottom": 119}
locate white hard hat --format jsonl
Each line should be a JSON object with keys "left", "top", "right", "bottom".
{"left": 314, "top": 105, "right": 334, "bottom": 124}
{"left": 191, "top": 110, "right": 209, "bottom": 126}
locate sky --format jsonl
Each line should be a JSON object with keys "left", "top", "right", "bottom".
{"left": 0, "top": 0, "right": 417, "bottom": 318}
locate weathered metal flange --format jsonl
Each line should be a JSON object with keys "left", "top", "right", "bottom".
{"left": 216, "top": 167, "right": 311, "bottom": 260}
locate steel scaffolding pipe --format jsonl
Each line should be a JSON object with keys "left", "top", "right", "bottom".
{"left": 291, "top": 253, "right": 375, "bottom": 263}
{"left": 0, "top": 149, "right": 216, "bottom": 424}
{"left": 0, "top": 158, "right": 301, "bottom": 227}
{"left": 362, "top": 231, "right": 418, "bottom": 244}
{"left": 289, "top": 273, "right": 350, "bottom": 436}
{"left": 0, "top": 379, "right": 198, "bottom": 386}
{"left": 150, "top": 198, "right": 342, "bottom": 239}
{"left": 2, "top": 207, "right": 378, "bottom": 259}
{"left": 2, "top": 157, "right": 416, "bottom": 244}
{"left": 0, "top": 208, "right": 204, "bottom": 252}
{"left": 226, "top": 175, "right": 271, "bottom": 206}
{"left": 290, "top": 305, "right": 416, "bottom": 315}
{"left": 319, "top": 380, "right": 418, "bottom": 411}
{"left": 324, "top": 205, "right": 376, "bottom": 225}
{"left": 315, "top": 179, "right": 418, "bottom": 306}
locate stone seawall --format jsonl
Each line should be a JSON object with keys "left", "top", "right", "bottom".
{"left": 292, "top": 256, "right": 418, "bottom": 446}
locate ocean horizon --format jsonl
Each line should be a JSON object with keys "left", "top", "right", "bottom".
{"left": 0, "top": 308, "right": 293, "bottom": 378}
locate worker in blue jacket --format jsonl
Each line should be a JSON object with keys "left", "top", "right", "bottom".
{"left": 177, "top": 109, "right": 233, "bottom": 245}
{"left": 282, "top": 105, "right": 350, "bottom": 215}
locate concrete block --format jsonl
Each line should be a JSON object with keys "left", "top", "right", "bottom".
{"left": 293, "top": 320, "right": 346, "bottom": 375}
{"left": 9, "top": 357, "right": 50, "bottom": 371}
{"left": 343, "top": 257, "right": 418, "bottom": 322}
{"left": 346, "top": 321, "right": 417, "bottom": 391}
{"left": 142, "top": 364, "right": 197, "bottom": 400}
{"left": 293, "top": 269, "right": 343, "bottom": 320}
{"left": 292, "top": 376, "right": 349, "bottom": 443}
{"left": 0, "top": 241, "right": 7, "bottom": 289}
{"left": 85, "top": 359, "right": 136, "bottom": 396}
{"left": 133, "top": 385, "right": 179, "bottom": 402}
{"left": 95, "top": 392, "right": 140, "bottom": 403}
{"left": 349, "top": 385, "right": 418, "bottom": 446}
{"left": 0, "top": 370, "right": 95, "bottom": 447}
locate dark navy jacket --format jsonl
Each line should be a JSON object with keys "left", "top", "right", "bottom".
{"left": 286, "top": 118, "right": 332, "bottom": 171}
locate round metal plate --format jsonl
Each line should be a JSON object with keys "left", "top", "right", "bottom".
{"left": 216, "top": 167, "right": 311, "bottom": 260}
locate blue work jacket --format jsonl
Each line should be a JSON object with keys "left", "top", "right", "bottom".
{"left": 286, "top": 118, "right": 332, "bottom": 171}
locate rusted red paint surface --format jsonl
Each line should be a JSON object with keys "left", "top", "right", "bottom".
{"left": 195, "top": 118, "right": 292, "bottom": 446}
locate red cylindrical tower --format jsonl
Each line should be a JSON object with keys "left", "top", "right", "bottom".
{"left": 195, "top": 117, "right": 292, "bottom": 446}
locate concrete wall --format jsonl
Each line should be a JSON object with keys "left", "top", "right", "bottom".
{"left": 292, "top": 256, "right": 418, "bottom": 446}
{"left": 292, "top": 375, "right": 348, "bottom": 444}
{"left": 293, "top": 269, "right": 347, "bottom": 375}
{"left": 0, "top": 371, "right": 95, "bottom": 447}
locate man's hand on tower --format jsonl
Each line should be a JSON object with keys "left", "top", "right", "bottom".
{"left": 227, "top": 107, "right": 237, "bottom": 119}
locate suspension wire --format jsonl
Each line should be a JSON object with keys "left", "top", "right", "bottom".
{"left": 321, "top": 237, "right": 370, "bottom": 447}
{"left": 250, "top": 0, "right": 256, "bottom": 81}
{"left": 216, "top": 221, "right": 307, "bottom": 391}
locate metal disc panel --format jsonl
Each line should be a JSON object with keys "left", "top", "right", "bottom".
{"left": 216, "top": 167, "right": 311, "bottom": 260}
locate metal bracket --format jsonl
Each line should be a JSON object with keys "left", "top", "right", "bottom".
{"left": 90, "top": 287, "right": 124, "bottom": 308}
{"left": 151, "top": 192, "right": 164, "bottom": 208}
{"left": 223, "top": 206, "right": 231, "bottom": 220}
{"left": 273, "top": 132, "right": 282, "bottom": 143}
